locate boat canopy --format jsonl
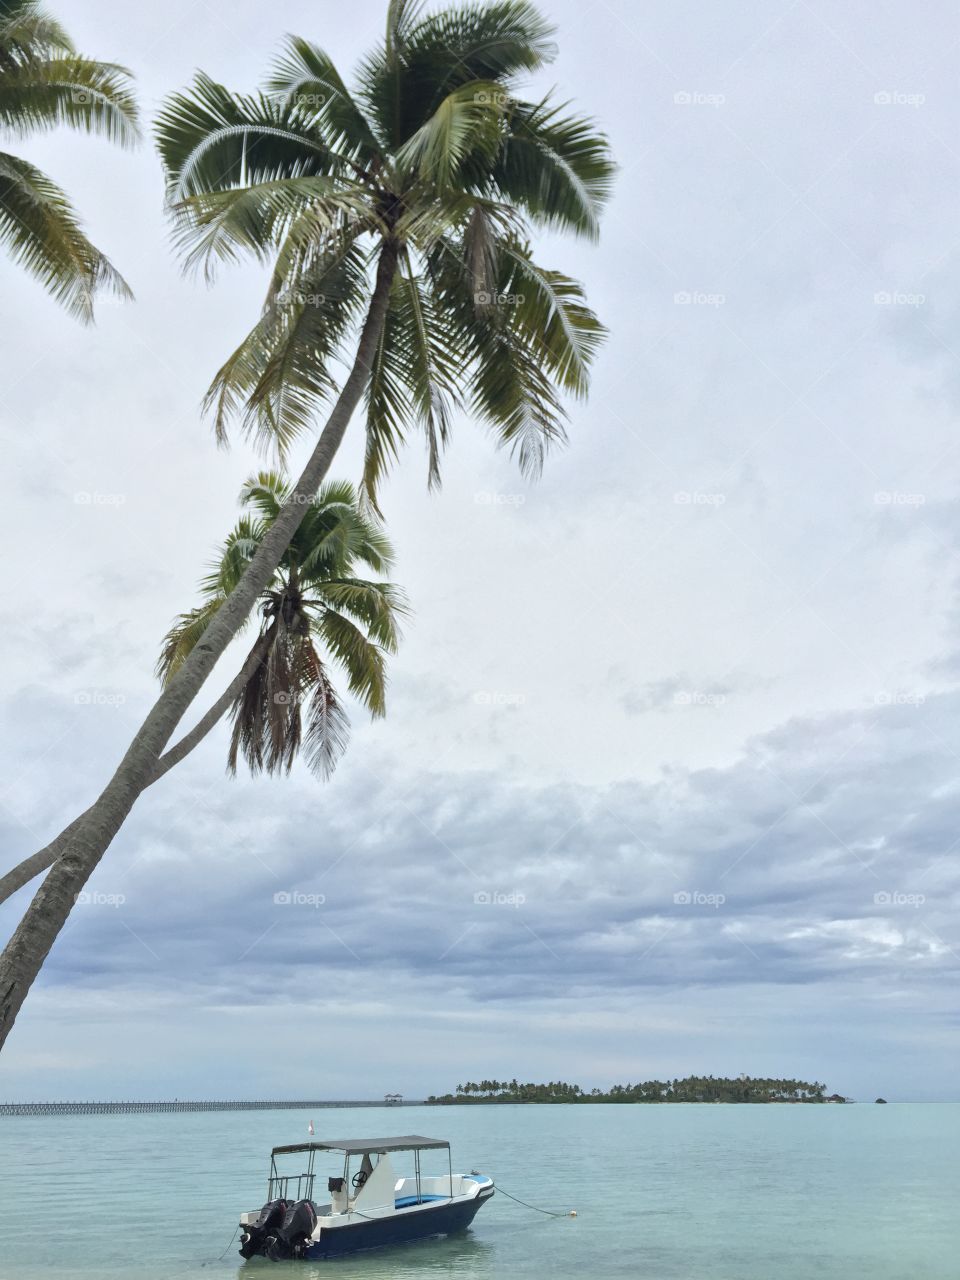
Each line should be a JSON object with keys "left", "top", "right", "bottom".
{"left": 271, "top": 1136, "right": 450, "bottom": 1157}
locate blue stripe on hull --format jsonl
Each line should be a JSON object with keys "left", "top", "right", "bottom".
{"left": 304, "top": 1194, "right": 490, "bottom": 1259}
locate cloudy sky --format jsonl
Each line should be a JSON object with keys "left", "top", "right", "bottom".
{"left": 1, "top": 0, "right": 958, "bottom": 1102}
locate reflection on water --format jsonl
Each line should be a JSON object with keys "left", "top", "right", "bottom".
{"left": 237, "top": 1234, "right": 495, "bottom": 1279}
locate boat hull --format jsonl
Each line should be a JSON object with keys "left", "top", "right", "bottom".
{"left": 304, "top": 1191, "right": 491, "bottom": 1259}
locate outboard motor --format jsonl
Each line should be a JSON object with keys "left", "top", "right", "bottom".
{"left": 265, "top": 1199, "right": 318, "bottom": 1261}
{"left": 238, "top": 1198, "right": 289, "bottom": 1259}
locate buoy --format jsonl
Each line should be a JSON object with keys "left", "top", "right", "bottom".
{"left": 570, "top": 1210, "right": 577, "bottom": 1217}
{"left": 308, "top": 1120, "right": 314, "bottom": 1136}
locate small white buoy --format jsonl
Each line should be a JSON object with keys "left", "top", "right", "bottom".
{"left": 569, "top": 1210, "right": 577, "bottom": 1217}
{"left": 308, "top": 1120, "right": 315, "bottom": 1136}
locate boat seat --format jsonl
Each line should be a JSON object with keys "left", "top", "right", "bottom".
{"left": 394, "top": 1194, "right": 448, "bottom": 1208}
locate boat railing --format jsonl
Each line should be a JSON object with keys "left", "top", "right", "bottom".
{"left": 268, "top": 1173, "right": 316, "bottom": 1202}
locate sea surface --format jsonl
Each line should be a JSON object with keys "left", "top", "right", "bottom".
{"left": 1, "top": 1103, "right": 957, "bottom": 1279}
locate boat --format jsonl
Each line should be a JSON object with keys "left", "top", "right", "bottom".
{"left": 238, "top": 1134, "right": 495, "bottom": 1261}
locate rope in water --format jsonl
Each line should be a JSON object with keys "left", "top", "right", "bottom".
{"left": 201, "top": 1224, "right": 239, "bottom": 1265}
{"left": 495, "top": 1186, "right": 577, "bottom": 1218}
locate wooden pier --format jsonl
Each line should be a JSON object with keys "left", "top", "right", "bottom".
{"left": 0, "top": 1099, "right": 422, "bottom": 1117}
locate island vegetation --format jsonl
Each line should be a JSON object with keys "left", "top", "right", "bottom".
{"left": 426, "top": 1077, "right": 849, "bottom": 1104}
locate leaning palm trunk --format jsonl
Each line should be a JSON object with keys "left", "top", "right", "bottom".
{"left": 0, "top": 242, "right": 398, "bottom": 1051}
{"left": 0, "top": 628, "right": 277, "bottom": 905}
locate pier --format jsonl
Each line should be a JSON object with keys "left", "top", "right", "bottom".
{"left": 0, "top": 1099, "right": 423, "bottom": 1117}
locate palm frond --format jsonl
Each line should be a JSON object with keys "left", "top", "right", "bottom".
{"left": 315, "top": 607, "right": 390, "bottom": 715}
{"left": 499, "top": 239, "right": 605, "bottom": 395}
{"left": 156, "top": 72, "right": 346, "bottom": 203}
{"left": 266, "top": 36, "right": 384, "bottom": 160}
{"left": 0, "top": 1, "right": 73, "bottom": 66}
{"left": 358, "top": 0, "right": 555, "bottom": 144}
{"left": 395, "top": 80, "right": 507, "bottom": 187}
{"left": 313, "top": 579, "right": 406, "bottom": 650}
{"left": 0, "top": 55, "right": 139, "bottom": 145}
{"left": 170, "top": 176, "right": 371, "bottom": 281}
{"left": 302, "top": 654, "right": 350, "bottom": 779}
{"left": 0, "top": 150, "right": 131, "bottom": 321}
{"left": 156, "top": 597, "right": 226, "bottom": 685}
{"left": 203, "top": 231, "right": 368, "bottom": 449}
{"left": 492, "top": 95, "right": 615, "bottom": 239}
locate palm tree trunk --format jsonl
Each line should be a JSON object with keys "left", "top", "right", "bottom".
{"left": 0, "top": 629, "right": 277, "bottom": 907}
{"left": 0, "top": 240, "right": 399, "bottom": 1052}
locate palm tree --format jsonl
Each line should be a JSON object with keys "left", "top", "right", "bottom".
{"left": 0, "top": 0, "right": 138, "bottom": 318}
{"left": 0, "top": 0, "right": 613, "bottom": 1051}
{"left": 157, "top": 472, "right": 404, "bottom": 778}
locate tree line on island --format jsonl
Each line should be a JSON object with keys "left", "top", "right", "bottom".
{"left": 426, "top": 1076, "right": 850, "bottom": 1103}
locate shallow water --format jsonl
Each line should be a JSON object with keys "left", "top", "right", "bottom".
{"left": 1, "top": 1103, "right": 956, "bottom": 1279}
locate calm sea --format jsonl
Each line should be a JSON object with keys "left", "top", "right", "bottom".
{"left": 1, "top": 1103, "right": 956, "bottom": 1279}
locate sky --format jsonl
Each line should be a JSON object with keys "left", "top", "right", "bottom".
{"left": 0, "top": 0, "right": 958, "bottom": 1102}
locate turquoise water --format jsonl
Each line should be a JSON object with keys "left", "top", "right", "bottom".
{"left": 1, "top": 1104, "right": 957, "bottom": 1279}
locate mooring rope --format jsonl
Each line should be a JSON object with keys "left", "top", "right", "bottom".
{"left": 495, "top": 1185, "right": 577, "bottom": 1218}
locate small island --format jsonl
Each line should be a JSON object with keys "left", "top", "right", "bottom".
{"left": 426, "top": 1076, "right": 850, "bottom": 1104}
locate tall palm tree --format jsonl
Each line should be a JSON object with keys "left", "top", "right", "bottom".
{"left": 157, "top": 472, "right": 404, "bottom": 779}
{"left": 0, "top": 0, "right": 612, "bottom": 1051}
{"left": 0, "top": 0, "right": 138, "bottom": 318}
{"left": 154, "top": 0, "right": 610, "bottom": 503}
